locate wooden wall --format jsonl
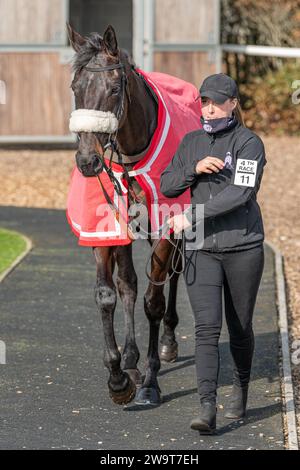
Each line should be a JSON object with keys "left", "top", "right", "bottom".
{"left": 0, "top": 53, "right": 72, "bottom": 135}
{"left": 154, "top": 51, "right": 216, "bottom": 88}
{"left": 153, "top": 0, "right": 218, "bottom": 86}
{"left": 154, "top": 0, "right": 217, "bottom": 44}
{"left": 0, "top": 0, "right": 67, "bottom": 45}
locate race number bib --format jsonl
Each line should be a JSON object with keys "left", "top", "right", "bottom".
{"left": 233, "top": 159, "right": 258, "bottom": 187}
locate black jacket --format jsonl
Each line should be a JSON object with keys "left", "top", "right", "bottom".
{"left": 160, "top": 119, "right": 267, "bottom": 251}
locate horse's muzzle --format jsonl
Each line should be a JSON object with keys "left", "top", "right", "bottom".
{"left": 76, "top": 152, "right": 103, "bottom": 177}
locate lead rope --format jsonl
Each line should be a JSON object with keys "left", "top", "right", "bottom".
{"left": 144, "top": 218, "right": 186, "bottom": 286}
{"left": 96, "top": 165, "right": 186, "bottom": 286}
{"left": 100, "top": 142, "right": 186, "bottom": 286}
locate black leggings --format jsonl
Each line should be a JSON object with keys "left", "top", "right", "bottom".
{"left": 183, "top": 244, "right": 265, "bottom": 403}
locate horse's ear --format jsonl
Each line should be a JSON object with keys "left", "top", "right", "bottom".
{"left": 103, "top": 25, "right": 118, "bottom": 56}
{"left": 66, "top": 23, "right": 86, "bottom": 52}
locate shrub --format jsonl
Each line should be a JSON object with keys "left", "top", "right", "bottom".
{"left": 240, "top": 61, "right": 300, "bottom": 135}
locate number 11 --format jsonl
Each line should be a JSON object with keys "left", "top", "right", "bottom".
{"left": 241, "top": 175, "right": 249, "bottom": 184}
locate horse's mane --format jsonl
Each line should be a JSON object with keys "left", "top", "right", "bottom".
{"left": 72, "top": 32, "right": 137, "bottom": 73}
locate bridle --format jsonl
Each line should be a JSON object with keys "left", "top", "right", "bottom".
{"left": 85, "top": 62, "right": 129, "bottom": 127}
{"left": 76, "top": 60, "right": 185, "bottom": 285}
{"left": 84, "top": 61, "right": 142, "bottom": 208}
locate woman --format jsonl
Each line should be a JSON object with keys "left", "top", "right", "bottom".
{"left": 160, "top": 73, "right": 267, "bottom": 435}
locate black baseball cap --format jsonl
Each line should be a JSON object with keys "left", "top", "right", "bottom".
{"left": 199, "top": 73, "right": 239, "bottom": 104}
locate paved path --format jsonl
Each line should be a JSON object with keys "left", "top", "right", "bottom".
{"left": 0, "top": 206, "right": 285, "bottom": 449}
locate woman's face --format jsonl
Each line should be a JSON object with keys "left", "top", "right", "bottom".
{"left": 201, "top": 97, "right": 237, "bottom": 120}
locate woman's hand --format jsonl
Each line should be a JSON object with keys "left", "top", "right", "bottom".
{"left": 166, "top": 213, "right": 191, "bottom": 234}
{"left": 195, "top": 156, "right": 224, "bottom": 174}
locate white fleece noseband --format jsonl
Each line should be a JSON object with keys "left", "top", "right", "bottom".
{"left": 69, "top": 109, "right": 119, "bottom": 134}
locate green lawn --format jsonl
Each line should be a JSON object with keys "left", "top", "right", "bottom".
{"left": 0, "top": 228, "right": 27, "bottom": 275}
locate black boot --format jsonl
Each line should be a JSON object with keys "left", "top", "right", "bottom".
{"left": 190, "top": 401, "right": 217, "bottom": 434}
{"left": 225, "top": 384, "right": 248, "bottom": 419}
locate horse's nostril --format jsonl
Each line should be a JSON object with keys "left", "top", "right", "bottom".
{"left": 92, "top": 154, "right": 103, "bottom": 174}
{"left": 91, "top": 154, "right": 100, "bottom": 164}
{"left": 75, "top": 152, "right": 103, "bottom": 176}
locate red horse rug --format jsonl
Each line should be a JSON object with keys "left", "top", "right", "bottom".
{"left": 66, "top": 69, "right": 202, "bottom": 246}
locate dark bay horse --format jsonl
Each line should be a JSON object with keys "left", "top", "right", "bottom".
{"left": 67, "top": 23, "right": 183, "bottom": 406}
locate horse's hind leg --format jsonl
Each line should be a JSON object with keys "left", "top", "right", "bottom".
{"left": 115, "top": 243, "right": 142, "bottom": 387}
{"left": 93, "top": 246, "right": 136, "bottom": 405}
{"left": 160, "top": 258, "right": 181, "bottom": 363}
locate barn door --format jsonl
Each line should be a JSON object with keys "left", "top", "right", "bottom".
{"left": 69, "top": 0, "right": 133, "bottom": 55}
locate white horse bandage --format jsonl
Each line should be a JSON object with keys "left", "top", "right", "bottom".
{"left": 69, "top": 109, "right": 119, "bottom": 134}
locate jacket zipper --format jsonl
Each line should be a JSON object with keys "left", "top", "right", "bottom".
{"left": 208, "top": 134, "right": 217, "bottom": 251}
{"left": 245, "top": 202, "right": 249, "bottom": 235}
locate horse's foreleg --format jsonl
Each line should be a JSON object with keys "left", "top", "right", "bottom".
{"left": 135, "top": 239, "right": 174, "bottom": 406}
{"left": 93, "top": 246, "right": 136, "bottom": 405}
{"left": 115, "top": 243, "right": 142, "bottom": 387}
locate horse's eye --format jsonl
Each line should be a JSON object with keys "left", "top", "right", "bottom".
{"left": 111, "top": 86, "right": 120, "bottom": 95}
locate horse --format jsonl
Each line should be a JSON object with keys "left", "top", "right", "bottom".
{"left": 66, "top": 23, "right": 188, "bottom": 406}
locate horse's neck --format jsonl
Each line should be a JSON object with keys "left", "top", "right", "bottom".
{"left": 116, "top": 70, "right": 158, "bottom": 160}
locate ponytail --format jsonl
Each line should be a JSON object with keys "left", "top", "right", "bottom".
{"left": 233, "top": 99, "right": 245, "bottom": 127}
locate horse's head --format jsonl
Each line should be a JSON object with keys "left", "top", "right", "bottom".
{"left": 67, "top": 23, "right": 132, "bottom": 177}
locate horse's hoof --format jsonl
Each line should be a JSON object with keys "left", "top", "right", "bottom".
{"left": 108, "top": 374, "right": 136, "bottom": 405}
{"left": 124, "top": 368, "right": 143, "bottom": 388}
{"left": 135, "top": 386, "right": 161, "bottom": 406}
{"left": 160, "top": 342, "right": 178, "bottom": 363}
